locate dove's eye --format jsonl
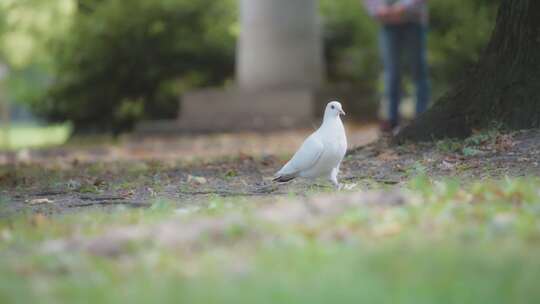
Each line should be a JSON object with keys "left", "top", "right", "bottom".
{"left": 331, "top": 105, "right": 335, "bottom": 110}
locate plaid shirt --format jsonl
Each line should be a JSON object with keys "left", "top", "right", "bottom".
{"left": 363, "top": 0, "right": 428, "bottom": 24}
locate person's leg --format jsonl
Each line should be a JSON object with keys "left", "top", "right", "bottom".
{"left": 407, "top": 23, "right": 430, "bottom": 115}
{"left": 379, "top": 25, "right": 402, "bottom": 128}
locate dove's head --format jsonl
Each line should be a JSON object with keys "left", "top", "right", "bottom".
{"left": 324, "top": 101, "right": 346, "bottom": 119}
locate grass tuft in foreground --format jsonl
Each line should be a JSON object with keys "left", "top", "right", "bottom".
{"left": 1, "top": 177, "right": 540, "bottom": 303}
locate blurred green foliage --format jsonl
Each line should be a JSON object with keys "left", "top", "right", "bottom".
{"left": 40, "top": 0, "right": 236, "bottom": 133}
{"left": 0, "top": 123, "right": 71, "bottom": 150}
{"left": 320, "top": 0, "right": 379, "bottom": 88}
{"left": 0, "top": 0, "right": 74, "bottom": 106}
{"left": 1, "top": 0, "right": 498, "bottom": 133}
{"left": 429, "top": 0, "right": 497, "bottom": 92}
{"left": 321, "top": 0, "right": 498, "bottom": 95}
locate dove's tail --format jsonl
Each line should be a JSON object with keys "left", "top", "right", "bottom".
{"left": 273, "top": 174, "right": 297, "bottom": 183}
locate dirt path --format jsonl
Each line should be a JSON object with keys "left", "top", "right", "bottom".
{"left": 1, "top": 127, "right": 539, "bottom": 217}
{"left": 0, "top": 124, "right": 378, "bottom": 164}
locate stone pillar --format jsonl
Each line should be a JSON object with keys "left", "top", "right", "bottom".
{"left": 237, "top": 0, "right": 324, "bottom": 90}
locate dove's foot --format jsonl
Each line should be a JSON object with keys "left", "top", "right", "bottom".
{"left": 330, "top": 178, "right": 341, "bottom": 190}
{"left": 332, "top": 180, "right": 360, "bottom": 191}
{"left": 328, "top": 182, "right": 342, "bottom": 190}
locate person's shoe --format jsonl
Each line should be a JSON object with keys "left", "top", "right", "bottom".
{"left": 379, "top": 120, "right": 398, "bottom": 135}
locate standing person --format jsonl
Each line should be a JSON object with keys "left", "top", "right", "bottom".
{"left": 363, "top": 0, "right": 430, "bottom": 133}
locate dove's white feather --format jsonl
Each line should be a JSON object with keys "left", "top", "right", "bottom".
{"left": 275, "top": 134, "right": 324, "bottom": 177}
{"left": 274, "top": 101, "right": 347, "bottom": 187}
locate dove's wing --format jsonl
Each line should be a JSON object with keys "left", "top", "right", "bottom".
{"left": 275, "top": 134, "right": 324, "bottom": 177}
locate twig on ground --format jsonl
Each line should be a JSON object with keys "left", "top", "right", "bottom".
{"left": 376, "top": 179, "right": 401, "bottom": 184}
{"left": 79, "top": 195, "right": 126, "bottom": 201}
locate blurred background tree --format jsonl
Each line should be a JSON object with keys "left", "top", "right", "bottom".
{"left": 0, "top": 0, "right": 74, "bottom": 113}
{"left": 321, "top": 0, "right": 497, "bottom": 96}
{"left": 42, "top": 0, "right": 237, "bottom": 134}
{"left": 428, "top": 0, "right": 497, "bottom": 93}
{"left": 0, "top": 0, "right": 498, "bottom": 134}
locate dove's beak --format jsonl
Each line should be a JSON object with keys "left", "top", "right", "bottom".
{"left": 339, "top": 109, "right": 346, "bottom": 116}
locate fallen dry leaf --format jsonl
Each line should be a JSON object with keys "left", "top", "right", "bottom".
{"left": 30, "top": 214, "right": 48, "bottom": 227}
{"left": 187, "top": 175, "right": 207, "bottom": 185}
{"left": 439, "top": 160, "right": 456, "bottom": 171}
{"left": 26, "top": 198, "right": 54, "bottom": 205}
{"left": 394, "top": 163, "right": 406, "bottom": 172}
{"left": 377, "top": 150, "right": 400, "bottom": 161}
{"left": 93, "top": 178, "right": 107, "bottom": 186}
{"left": 495, "top": 134, "right": 515, "bottom": 152}
{"left": 1, "top": 229, "right": 12, "bottom": 241}
{"left": 147, "top": 187, "right": 157, "bottom": 197}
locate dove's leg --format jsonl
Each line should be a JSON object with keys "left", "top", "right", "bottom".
{"left": 329, "top": 167, "right": 340, "bottom": 190}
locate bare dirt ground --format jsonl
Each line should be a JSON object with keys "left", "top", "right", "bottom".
{"left": 1, "top": 124, "right": 539, "bottom": 218}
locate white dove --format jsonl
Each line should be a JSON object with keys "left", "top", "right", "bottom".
{"left": 273, "top": 101, "right": 348, "bottom": 188}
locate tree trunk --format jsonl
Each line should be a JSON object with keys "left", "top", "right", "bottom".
{"left": 397, "top": 0, "right": 540, "bottom": 142}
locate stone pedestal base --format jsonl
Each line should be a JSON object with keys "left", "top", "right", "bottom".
{"left": 177, "top": 88, "right": 316, "bottom": 132}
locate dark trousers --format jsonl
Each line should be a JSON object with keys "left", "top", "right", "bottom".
{"left": 379, "top": 22, "right": 430, "bottom": 126}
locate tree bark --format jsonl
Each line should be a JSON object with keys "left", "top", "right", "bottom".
{"left": 397, "top": 0, "right": 540, "bottom": 142}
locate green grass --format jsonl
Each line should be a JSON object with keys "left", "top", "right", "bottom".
{"left": 0, "top": 123, "right": 71, "bottom": 150}
{"left": 1, "top": 177, "right": 540, "bottom": 303}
